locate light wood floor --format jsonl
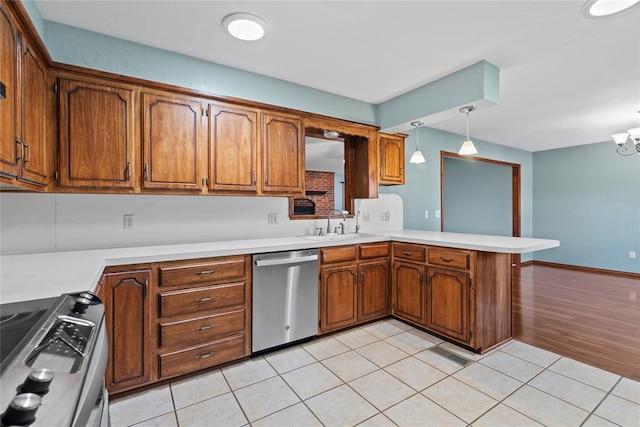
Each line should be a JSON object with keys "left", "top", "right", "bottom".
{"left": 513, "top": 264, "right": 640, "bottom": 381}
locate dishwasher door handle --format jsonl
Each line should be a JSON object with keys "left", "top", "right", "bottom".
{"left": 254, "top": 254, "right": 318, "bottom": 267}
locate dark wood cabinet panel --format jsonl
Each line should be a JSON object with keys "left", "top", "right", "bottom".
{"left": 426, "top": 267, "right": 470, "bottom": 343}
{"left": 209, "top": 103, "right": 258, "bottom": 192}
{"left": 379, "top": 133, "right": 405, "bottom": 185}
{"left": 392, "top": 260, "right": 426, "bottom": 325}
{"left": 58, "top": 78, "right": 135, "bottom": 189}
{"left": 358, "top": 261, "right": 390, "bottom": 322}
{"left": 320, "top": 265, "right": 358, "bottom": 332}
{"left": 261, "top": 113, "right": 304, "bottom": 194}
{"left": 102, "top": 269, "right": 151, "bottom": 393}
{"left": 0, "top": 4, "right": 20, "bottom": 180}
{"left": 142, "top": 92, "right": 205, "bottom": 191}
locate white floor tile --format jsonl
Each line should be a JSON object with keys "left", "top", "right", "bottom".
{"left": 500, "top": 340, "right": 560, "bottom": 367}
{"left": 348, "top": 370, "right": 415, "bottom": 411}
{"left": 264, "top": 345, "right": 316, "bottom": 374}
{"left": 384, "top": 318, "right": 414, "bottom": 332}
{"left": 302, "top": 336, "right": 350, "bottom": 360}
{"left": 611, "top": 377, "right": 640, "bottom": 405}
{"left": 407, "top": 328, "right": 444, "bottom": 344}
{"left": 305, "top": 384, "right": 378, "bottom": 427}
{"left": 528, "top": 369, "right": 606, "bottom": 411}
{"left": 422, "top": 376, "right": 498, "bottom": 423}
{"left": 414, "top": 347, "right": 465, "bottom": 374}
{"left": 360, "top": 320, "right": 405, "bottom": 339}
{"left": 333, "top": 328, "right": 379, "bottom": 349}
{"left": 356, "top": 340, "right": 409, "bottom": 367}
{"left": 356, "top": 413, "right": 397, "bottom": 427}
{"left": 131, "top": 412, "right": 178, "bottom": 427}
{"left": 384, "top": 330, "right": 437, "bottom": 354}
{"left": 439, "top": 341, "right": 487, "bottom": 361}
{"left": 322, "top": 350, "right": 378, "bottom": 382}
{"left": 110, "top": 385, "right": 174, "bottom": 427}
{"left": 384, "top": 394, "right": 465, "bottom": 427}
{"left": 479, "top": 351, "right": 544, "bottom": 382}
{"left": 175, "top": 392, "right": 247, "bottom": 427}
{"left": 471, "top": 403, "right": 543, "bottom": 427}
{"left": 504, "top": 385, "right": 589, "bottom": 426}
{"left": 384, "top": 356, "right": 447, "bottom": 391}
{"left": 548, "top": 357, "right": 620, "bottom": 392}
{"left": 594, "top": 394, "right": 640, "bottom": 427}
{"left": 251, "top": 402, "right": 322, "bottom": 427}
{"left": 233, "top": 376, "right": 300, "bottom": 422}
{"left": 582, "top": 415, "right": 622, "bottom": 427}
{"left": 221, "top": 357, "right": 277, "bottom": 390}
{"left": 453, "top": 362, "right": 523, "bottom": 400}
{"left": 170, "top": 369, "right": 230, "bottom": 410}
{"left": 282, "top": 362, "right": 343, "bottom": 400}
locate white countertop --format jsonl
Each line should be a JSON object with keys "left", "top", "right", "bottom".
{"left": 0, "top": 230, "right": 558, "bottom": 304}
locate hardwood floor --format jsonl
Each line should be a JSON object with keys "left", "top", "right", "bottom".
{"left": 513, "top": 264, "right": 640, "bottom": 381}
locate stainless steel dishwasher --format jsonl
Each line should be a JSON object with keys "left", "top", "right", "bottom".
{"left": 252, "top": 249, "right": 318, "bottom": 353}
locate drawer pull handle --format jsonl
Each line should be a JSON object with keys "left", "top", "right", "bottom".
{"left": 195, "top": 296, "right": 216, "bottom": 303}
{"left": 196, "top": 324, "right": 215, "bottom": 331}
{"left": 196, "top": 351, "right": 215, "bottom": 360}
{"left": 195, "top": 270, "right": 216, "bottom": 276}
{"left": 440, "top": 257, "right": 454, "bottom": 262}
{"left": 403, "top": 252, "right": 413, "bottom": 256}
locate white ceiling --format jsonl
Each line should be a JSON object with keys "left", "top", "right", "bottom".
{"left": 35, "top": 1, "right": 640, "bottom": 152}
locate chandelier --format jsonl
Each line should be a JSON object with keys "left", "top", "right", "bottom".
{"left": 612, "top": 127, "right": 640, "bottom": 156}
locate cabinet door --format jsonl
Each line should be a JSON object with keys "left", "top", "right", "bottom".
{"left": 426, "top": 267, "right": 470, "bottom": 343}
{"left": 0, "top": 5, "right": 20, "bottom": 180}
{"left": 142, "top": 92, "right": 205, "bottom": 191}
{"left": 379, "top": 134, "right": 405, "bottom": 185}
{"left": 102, "top": 269, "right": 151, "bottom": 393}
{"left": 18, "top": 38, "right": 47, "bottom": 186}
{"left": 209, "top": 103, "right": 258, "bottom": 192}
{"left": 261, "top": 113, "right": 304, "bottom": 194}
{"left": 320, "top": 265, "right": 358, "bottom": 333}
{"left": 392, "top": 261, "right": 426, "bottom": 325}
{"left": 358, "top": 261, "right": 390, "bottom": 322}
{"left": 58, "top": 78, "right": 135, "bottom": 189}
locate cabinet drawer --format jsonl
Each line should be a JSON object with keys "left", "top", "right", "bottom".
{"left": 321, "top": 246, "right": 358, "bottom": 264}
{"left": 393, "top": 242, "right": 426, "bottom": 263}
{"left": 158, "top": 335, "right": 246, "bottom": 379}
{"left": 428, "top": 248, "right": 470, "bottom": 270}
{"left": 159, "top": 283, "right": 245, "bottom": 317}
{"left": 159, "top": 256, "right": 246, "bottom": 287}
{"left": 359, "top": 243, "right": 389, "bottom": 260}
{"left": 159, "top": 310, "right": 245, "bottom": 350}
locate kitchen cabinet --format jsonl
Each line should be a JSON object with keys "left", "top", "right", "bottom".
{"left": 208, "top": 102, "right": 259, "bottom": 193}
{"left": 101, "top": 267, "right": 152, "bottom": 394}
{"left": 319, "top": 243, "right": 390, "bottom": 333}
{"left": 142, "top": 91, "right": 206, "bottom": 191}
{"left": 58, "top": 77, "right": 136, "bottom": 189}
{"left": 379, "top": 133, "right": 406, "bottom": 185}
{"left": 0, "top": 3, "right": 48, "bottom": 188}
{"left": 156, "top": 255, "right": 251, "bottom": 380}
{"left": 392, "top": 242, "right": 511, "bottom": 352}
{"left": 261, "top": 112, "right": 304, "bottom": 195}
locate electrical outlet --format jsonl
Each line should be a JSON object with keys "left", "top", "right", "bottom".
{"left": 435, "top": 210, "right": 441, "bottom": 218}
{"left": 123, "top": 214, "right": 134, "bottom": 230}
{"left": 362, "top": 212, "right": 370, "bottom": 222}
{"left": 424, "top": 210, "right": 429, "bottom": 219}
{"left": 385, "top": 211, "right": 390, "bottom": 221}
{"left": 380, "top": 212, "right": 385, "bottom": 221}
{"left": 267, "top": 213, "right": 278, "bottom": 225}
{"left": 630, "top": 251, "right": 636, "bottom": 259}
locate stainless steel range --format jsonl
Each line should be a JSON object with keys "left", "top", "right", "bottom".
{"left": 0, "top": 292, "right": 109, "bottom": 427}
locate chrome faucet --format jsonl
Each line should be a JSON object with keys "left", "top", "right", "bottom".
{"left": 327, "top": 209, "right": 347, "bottom": 234}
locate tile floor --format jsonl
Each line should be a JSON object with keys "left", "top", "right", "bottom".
{"left": 109, "top": 319, "right": 640, "bottom": 427}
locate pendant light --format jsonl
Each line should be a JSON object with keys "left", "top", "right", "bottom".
{"left": 458, "top": 106, "right": 478, "bottom": 155}
{"left": 409, "top": 121, "right": 426, "bottom": 164}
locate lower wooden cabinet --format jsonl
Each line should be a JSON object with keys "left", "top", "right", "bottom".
{"left": 319, "top": 243, "right": 390, "bottom": 333}
{"left": 101, "top": 268, "right": 152, "bottom": 394}
{"left": 426, "top": 267, "right": 470, "bottom": 343}
{"left": 392, "top": 260, "right": 426, "bottom": 325}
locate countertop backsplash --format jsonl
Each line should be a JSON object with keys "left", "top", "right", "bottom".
{"left": 0, "top": 193, "right": 403, "bottom": 255}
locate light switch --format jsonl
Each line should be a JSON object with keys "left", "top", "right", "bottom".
{"left": 424, "top": 210, "right": 429, "bottom": 219}
{"left": 435, "top": 210, "right": 441, "bottom": 218}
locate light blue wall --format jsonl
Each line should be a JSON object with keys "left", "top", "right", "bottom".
{"left": 19, "top": 0, "right": 44, "bottom": 39}
{"left": 380, "top": 127, "right": 534, "bottom": 261}
{"left": 532, "top": 142, "right": 639, "bottom": 273}
{"left": 42, "top": 21, "right": 377, "bottom": 125}
{"left": 443, "top": 156, "right": 512, "bottom": 236}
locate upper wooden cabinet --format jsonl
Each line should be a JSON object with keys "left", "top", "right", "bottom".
{"left": 142, "top": 92, "right": 206, "bottom": 191}
{"left": 261, "top": 112, "right": 304, "bottom": 195}
{"left": 0, "top": 3, "right": 48, "bottom": 188}
{"left": 58, "top": 77, "right": 136, "bottom": 189}
{"left": 379, "top": 133, "right": 406, "bottom": 185}
{"left": 208, "top": 102, "right": 259, "bottom": 193}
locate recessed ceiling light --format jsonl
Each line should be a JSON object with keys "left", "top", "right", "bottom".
{"left": 581, "top": 0, "right": 640, "bottom": 18}
{"left": 222, "top": 13, "right": 268, "bottom": 41}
